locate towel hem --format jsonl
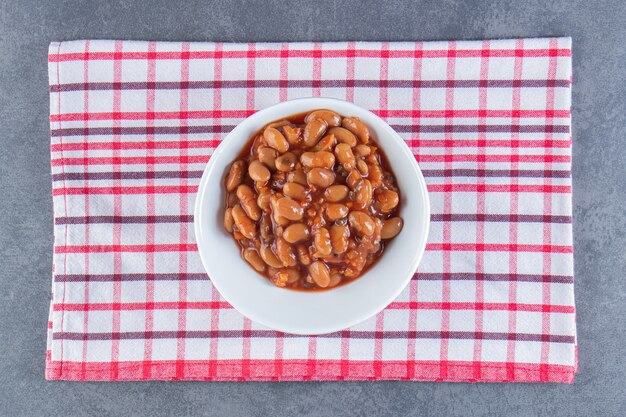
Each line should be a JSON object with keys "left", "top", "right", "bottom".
{"left": 46, "top": 355, "right": 576, "bottom": 383}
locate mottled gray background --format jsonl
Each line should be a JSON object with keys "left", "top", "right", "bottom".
{"left": 1, "top": 0, "right": 625, "bottom": 416}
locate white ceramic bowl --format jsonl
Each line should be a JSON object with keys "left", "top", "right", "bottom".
{"left": 194, "top": 97, "right": 429, "bottom": 335}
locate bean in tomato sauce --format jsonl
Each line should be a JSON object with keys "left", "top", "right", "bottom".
{"left": 223, "top": 109, "right": 403, "bottom": 290}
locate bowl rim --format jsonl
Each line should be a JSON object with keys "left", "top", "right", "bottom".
{"left": 194, "top": 97, "right": 430, "bottom": 335}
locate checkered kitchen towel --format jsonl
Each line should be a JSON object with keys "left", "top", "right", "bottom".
{"left": 46, "top": 38, "right": 576, "bottom": 382}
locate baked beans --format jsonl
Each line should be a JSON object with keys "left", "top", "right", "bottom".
{"left": 223, "top": 109, "right": 403, "bottom": 290}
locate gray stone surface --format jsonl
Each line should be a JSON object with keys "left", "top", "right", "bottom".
{"left": 0, "top": 0, "right": 624, "bottom": 415}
